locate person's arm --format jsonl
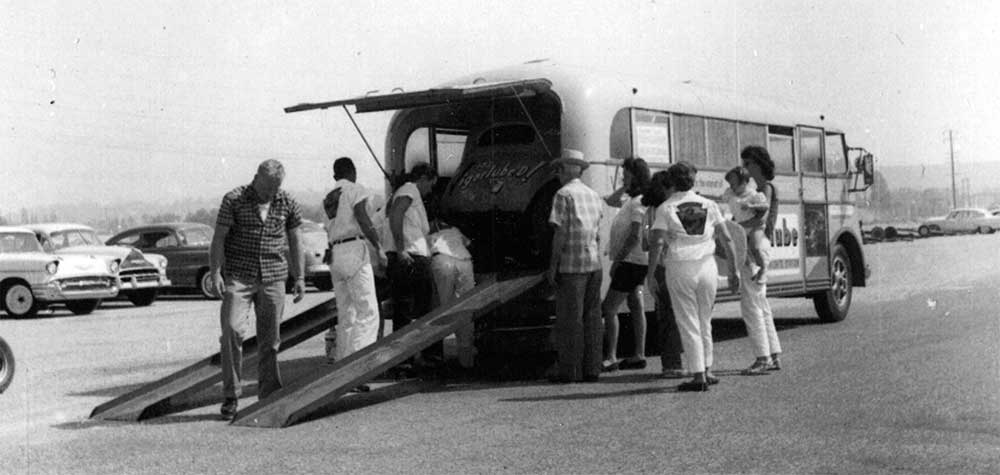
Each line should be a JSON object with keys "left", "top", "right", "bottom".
{"left": 208, "top": 224, "right": 230, "bottom": 297}
{"left": 615, "top": 221, "right": 642, "bottom": 262}
{"left": 354, "top": 198, "right": 387, "bottom": 268}
{"left": 388, "top": 195, "right": 413, "bottom": 263}
{"left": 714, "top": 220, "right": 740, "bottom": 292}
{"left": 604, "top": 186, "right": 627, "bottom": 208}
{"left": 547, "top": 224, "right": 566, "bottom": 287}
{"left": 288, "top": 225, "right": 306, "bottom": 302}
{"left": 644, "top": 228, "right": 667, "bottom": 288}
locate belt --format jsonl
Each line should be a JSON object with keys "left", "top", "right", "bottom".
{"left": 330, "top": 236, "right": 364, "bottom": 246}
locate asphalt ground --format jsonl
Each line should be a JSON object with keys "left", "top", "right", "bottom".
{"left": 1, "top": 233, "right": 999, "bottom": 474}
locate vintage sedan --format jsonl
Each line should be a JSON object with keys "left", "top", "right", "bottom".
{"left": 106, "top": 223, "right": 216, "bottom": 298}
{"left": 1, "top": 226, "right": 119, "bottom": 317}
{"left": 917, "top": 208, "right": 1000, "bottom": 237}
{"left": 297, "top": 220, "right": 332, "bottom": 291}
{"left": 27, "top": 223, "right": 170, "bottom": 306}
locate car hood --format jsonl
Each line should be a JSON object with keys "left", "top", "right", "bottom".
{"left": 0, "top": 253, "right": 113, "bottom": 278}
{"left": 55, "top": 245, "right": 160, "bottom": 269}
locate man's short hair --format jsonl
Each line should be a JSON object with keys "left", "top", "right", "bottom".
{"left": 257, "top": 159, "right": 285, "bottom": 180}
{"left": 408, "top": 163, "right": 437, "bottom": 182}
{"left": 333, "top": 157, "right": 356, "bottom": 179}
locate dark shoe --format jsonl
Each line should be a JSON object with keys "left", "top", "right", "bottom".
{"left": 660, "top": 368, "right": 688, "bottom": 379}
{"left": 705, "top": 374, "right": 720, "bottom": 385}
{"left": 220, "top": 398, "right": 238, "bottom": 420}
{"left": 601, "top": 361, "right": 620, "bottom": 372}
{"left": 618, "top": 358, "right": 647, "bottom": 370}
{"left": 676, "top": 380, "right": 709, "bottom": 392}
{"left": 768, "top": 356, "right": 782, "bottom": 371}
{"left": 742, "top": 360, "right": 771, "bottom": 375}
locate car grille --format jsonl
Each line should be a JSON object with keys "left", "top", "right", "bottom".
{"left": 119, "top": 269, "right": 160, "bottom": 282}
{"left": 59, "top": 277, "right": 115, "bottom": 291}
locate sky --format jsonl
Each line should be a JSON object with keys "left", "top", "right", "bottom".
{"left": 2, "top": 0, "right": 998, "bottom": 211}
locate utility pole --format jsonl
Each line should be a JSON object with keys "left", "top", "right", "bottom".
{"left": 947, "top": 129, "right": 957, "bottom": 209}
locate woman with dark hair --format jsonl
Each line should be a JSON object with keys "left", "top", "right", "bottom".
{"left": 645, "top": 162, "right": 739, "bottom": 391}
{"left": 738, "top": 146, "right": 783, "bottom": 374}
{"left": 641, "top": 171, "right": 685, "bottom": 378}
{"left": 600, "top": 158, "right": 652, "bottom": 371}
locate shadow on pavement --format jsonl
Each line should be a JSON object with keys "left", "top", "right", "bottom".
{"left": 499, "top": 385, "right": 673, "bottom": 402}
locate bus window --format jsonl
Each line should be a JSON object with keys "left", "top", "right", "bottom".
{"left": 768, "top": 126, "right": 795, "bottom": 172}
{"left": 673, "top": 114, "right": 706, "bottom": 167}
{"left": 738, "top": 122, "right": 767, "bottom": 150}
{"left": 610, "top": 108, "right": 632, "bottom": 159}
{"left": 632, "top": 109, "right": 670, "bottom": 164}
{"left": 800, "top": 127, "right": 824, "bottom": 174}
{"left": 404, "top": 127, "right": 430, "bottom": 172}
{"left": 825, "top": 132, "right": 847, "bottom": 174}
{"left": 436, "top": 130, "right": 466, "bottom": 177}
{"left": 706, "top": 118, "right": 738, "bottom": 169}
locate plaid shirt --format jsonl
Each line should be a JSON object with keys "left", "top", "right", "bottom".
{"left": 549, "top": 178, "right": 603, "bottom": 273}
{"left": 216, "top": 184, "right": 303, "bottom": 283}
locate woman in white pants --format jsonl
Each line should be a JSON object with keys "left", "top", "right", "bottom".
{"left": 739, "top": 237, "right": 782, "bottom": 374}
{"left": 646, "top": 163, "right": 739, "bottom": 392}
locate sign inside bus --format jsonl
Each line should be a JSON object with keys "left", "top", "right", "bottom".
{"left": 445, "top": 147, "right": 554, "bottom": 213}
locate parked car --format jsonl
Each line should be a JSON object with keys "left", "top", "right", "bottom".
{"left": 1, "top": 226, "right": 119, "bottom": 317}
{"left": 917, "top": 208, "right": 1000, "bottom": 237}
{"left": 297, "top": 220, "right": 332, "bottom": 291}
{"left": 27, "top": 223, "right": 170, "bottom": 307}
{"left": 106, "top": 223, "right": 216, "bottom": 299}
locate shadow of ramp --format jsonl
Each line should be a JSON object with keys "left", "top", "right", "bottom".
{"left": 295, "top": 379, "right": 440, "bottom": 424}
{"left": 499, "top": 385, "right": 671, "bottom": 402}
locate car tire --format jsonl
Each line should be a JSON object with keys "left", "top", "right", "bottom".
{"left": 314, "top": 275, "right": 334, "bottom": 292}
{"left": 917, "top": 226, "right": 930, "bottom": 238}
{"left": 127, "top": 289, "right": 157, "bottom": 307}
{"left": 2, "top": 282, "right": 38, "bottom": 318}
{"left": 65, "top": 299, "right": 101, "bottom": 315}
{"left": 0, "top": 336, "right": 14, "bottom": 394}
{"left": 198, "top": 270, "right": 219, "bottom": 300}
{"left": 812, "top": 244, "right": 852, "bottom": 323}
{"left": 978, "top": 225, "right": 991, "bottom": 234}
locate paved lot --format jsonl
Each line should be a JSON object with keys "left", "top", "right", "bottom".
{"left": 2, "top": 233, "right": 1000, "bottom": 474}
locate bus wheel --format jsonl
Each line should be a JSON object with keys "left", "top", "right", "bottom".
{"left": 813, "top": 244, "right": 852, "bottom": 323}
{"left": 0, "top": 336, "right": 14, "bottom": 394}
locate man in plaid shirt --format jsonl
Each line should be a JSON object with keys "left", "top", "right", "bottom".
{"left": 547, "top": 149, "right": 604, "bottom": 383}
{"left": 209, "top": 159, "right": 305, "bottom": 419}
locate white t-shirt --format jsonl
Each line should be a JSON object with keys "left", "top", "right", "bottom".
{"left": 326, "top": 179, "right": 372, "bottom": 243}
{"left": 607, "top": 195, "right": 648, "bottom": 265}
{"left": 722, "top": 187, "right": 767, "bottom": 224}
{"left": 386, "top": 182, "right": 430, "bottom": 256}
{"left": 652, "top": 191, "right": 725, "bottom": 262}
{"left": 429, "top": 227, "right": 472, "bottom": 260}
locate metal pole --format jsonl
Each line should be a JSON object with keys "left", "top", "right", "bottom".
{"left": 949, "top": 129, "right": 957, "bottom": 209}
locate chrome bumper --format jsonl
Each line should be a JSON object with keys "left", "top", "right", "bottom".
{"left": 33, "top": 283, "right": 120, "bottom": 302}
{"left": 116, "top": 275, "right": 172, "bottom": 291}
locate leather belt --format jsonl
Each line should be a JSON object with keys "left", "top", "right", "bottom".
{"left": 330, "top": 236, "right": 363, "bottom": 246}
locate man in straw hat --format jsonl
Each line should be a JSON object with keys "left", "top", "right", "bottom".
{"left": 547, "top": 149, "right": 604, "bottom": 383}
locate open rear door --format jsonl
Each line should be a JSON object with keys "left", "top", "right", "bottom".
{"left": 284, "top": 78, "right": 552, "bottom": 114}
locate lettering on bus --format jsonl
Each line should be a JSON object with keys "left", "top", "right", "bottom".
{"left": 770, "top": 258, "right": 800, "bottom": 270}
{"left": 454, "top": 160, "right": 548, "bottom": 194}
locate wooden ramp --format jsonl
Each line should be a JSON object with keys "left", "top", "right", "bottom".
{"left": 90, "top": 296, "right": 337, "bottom": 422}
{"left": 232, "top": 273, "right": 545, "bottom": 428}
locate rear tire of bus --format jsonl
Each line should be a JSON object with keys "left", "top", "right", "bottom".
{"left": 813, "top": 244, "right": 852, "bottom": 323}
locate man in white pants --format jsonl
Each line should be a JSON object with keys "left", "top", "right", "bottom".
{"left": 323, "top": 157, "right": 387, "bottom": 374}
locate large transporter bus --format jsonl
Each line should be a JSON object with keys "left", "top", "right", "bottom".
{"left": 289, "top": 59, "right": 874, "bottom": 356}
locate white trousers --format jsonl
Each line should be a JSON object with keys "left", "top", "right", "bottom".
{"left": 664, "top": 256, "right": 718, "bottom": 373}
{"left": 740, "top": 240, "right": 781, "bottom": 358}
{"left": 430, "top": 254, "right": 476, "bottom": 359}
{"left": 329, "top": 240, "right": 380, "bottom": 360}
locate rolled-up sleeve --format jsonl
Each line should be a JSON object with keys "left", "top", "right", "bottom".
{"left": 549, "top": 192, "right": 568, "bottom": 228}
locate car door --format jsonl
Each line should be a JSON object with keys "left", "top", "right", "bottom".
{"left": 171, "top": 227, "right": 212, "bottom": 288}
{"left": 942, "top": 211, "right": 963, "bottom": 234}
{"left": 139, "top": 229, "right": 193, "bottom": 287}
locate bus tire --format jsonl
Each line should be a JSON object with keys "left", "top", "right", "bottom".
{"left": 0, "top": 336, "right": 14, "bottom": 394}
{"left": 813, "top": 244, "right": 852, "bottom": 323}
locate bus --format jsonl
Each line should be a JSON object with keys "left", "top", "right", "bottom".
{"left": 287, "top": 59, "right": 874, "bottom": 356}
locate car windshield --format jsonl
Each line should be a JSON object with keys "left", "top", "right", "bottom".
{"left": 49, "top": 229, "right": 103, "bottom": 249}
{"left": 0, "top": 232, "right": 45, "bottom": 253}
{"left": 179, "top": 227, "right": 213, "bottom": 246}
